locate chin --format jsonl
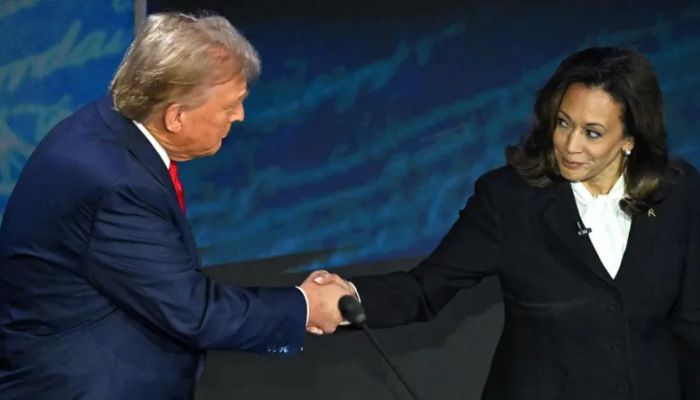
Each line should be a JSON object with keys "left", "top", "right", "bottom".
{"left": 204, "top": 143, "right": 223, "bottom": 156}
{"left": 559, "top": 168, "right": 589, "bottom": 183}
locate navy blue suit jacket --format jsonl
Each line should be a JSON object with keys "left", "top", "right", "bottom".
{"left": 0, "top": 97, "right": 307, "bottom": 399}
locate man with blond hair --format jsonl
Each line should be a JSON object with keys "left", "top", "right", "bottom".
{"left": 0, "top": 12, "right": 348, "bottom": 399}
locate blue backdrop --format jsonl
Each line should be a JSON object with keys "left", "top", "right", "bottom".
{"left": 3, "top": 0, "right": 700, "bottom": 271}
{"left": 0, "top": 0, "right": 133, "bottom": 216}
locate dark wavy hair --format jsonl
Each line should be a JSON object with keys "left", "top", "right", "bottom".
{"left": 506, "top": 47, "right": 668, "bottom": 216}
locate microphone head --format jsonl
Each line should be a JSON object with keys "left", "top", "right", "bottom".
{"left": 338, "top": 295, "right": 366, "bottom": 326}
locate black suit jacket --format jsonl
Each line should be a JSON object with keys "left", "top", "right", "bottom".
{"left": 353, "top": 163, "right": 700, "bottom": 400}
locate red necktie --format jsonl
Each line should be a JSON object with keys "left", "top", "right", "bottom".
{"left": 168, "top": 161, "right": 186, "bottom": 213}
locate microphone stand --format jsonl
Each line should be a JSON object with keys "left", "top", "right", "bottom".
{"left": 339, "top": 295, "right": 420, "bottom": 400}
{"left": 360, "top": 324, "right": 420, "bottom": 400}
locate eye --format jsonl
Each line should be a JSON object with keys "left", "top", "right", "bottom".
{"left": 556, "top": 117, "right": 569, "bottom": 128}
{"left": 586, "top": 130, "right": 602, "bottom": 139}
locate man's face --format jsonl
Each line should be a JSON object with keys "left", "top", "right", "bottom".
{"left": 169, "top": 72, "right": 248, "bottom": 161}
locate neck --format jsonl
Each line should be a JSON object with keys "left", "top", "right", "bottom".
{"left": 581, "top": 153, "right": 627, "bottom": 195}
{"left": 141, "top": 119, "right": 181, "bottom": 161}
{"left": 582, "top": 170, "right": 624, "bottom": 195}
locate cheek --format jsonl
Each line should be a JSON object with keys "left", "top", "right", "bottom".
{"left": 551, "top": 131, "right": 565, "bottom": 152}
{"left": 219, "top": 120, "right": 232, "bottom": 136}
{"left": 207, "top": 115, "right": 228, "bottom": 134}
{"left": 590, "top": 143, "right": 620, "bottom": 161}
{"left": 219, "top": 113, "right": 232, "bottom": 128}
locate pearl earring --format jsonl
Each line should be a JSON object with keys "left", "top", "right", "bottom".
{"left": 623, "top": 148, "right": 632, "bottom": 156}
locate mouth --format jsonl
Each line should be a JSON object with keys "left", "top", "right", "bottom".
{"left": 560, "top": 158, "right": 587, "bottom": 170}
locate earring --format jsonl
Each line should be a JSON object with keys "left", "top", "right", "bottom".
{"left": 623, "top": 148, "right": 632, "bottom": 156}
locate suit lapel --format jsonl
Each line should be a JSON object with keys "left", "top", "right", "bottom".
{"left": 614, "top": 192, "right": 664, "bottom": 284}
{"left": 95, "top": 97, "right": 199, "bottom": 256}
{"left": 538, "top": 179, "right": 616, "bottom": 287}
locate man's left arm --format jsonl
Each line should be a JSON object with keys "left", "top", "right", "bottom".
{"left": 671, "top": 170, "right": 700, "bottom": 398}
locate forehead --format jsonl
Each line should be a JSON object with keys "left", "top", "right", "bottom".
{"left": 211, "top": 72, "right": 248, "bottom": 102}
{"left": 559, "top": 83, "right": 623, "bottom": 120}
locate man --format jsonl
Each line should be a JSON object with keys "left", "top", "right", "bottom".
{"left": 0, "top": 12, "right": 348, "bottom": 399}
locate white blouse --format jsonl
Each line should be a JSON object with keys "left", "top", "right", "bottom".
{"left": 570, "top": 175, "right": 631, "bottom": 279}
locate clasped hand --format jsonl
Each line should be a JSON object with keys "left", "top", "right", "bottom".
{"left": 299, "top": 270, "right": 353, "bottom": 335}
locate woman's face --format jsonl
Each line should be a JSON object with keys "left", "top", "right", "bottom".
{"left": 552, "top": 83, "right": 635, "bottom": 195}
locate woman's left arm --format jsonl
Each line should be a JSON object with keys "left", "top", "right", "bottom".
{"left": 671, "top": 168, "right": 700, "bottom": 399}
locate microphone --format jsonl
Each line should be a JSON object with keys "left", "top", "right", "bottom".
{"left": 576, "top": 221, "right": 592, "bottom": 236}
{"left": 338, "top": 295, "right": 420, "bottom": 400}
{"left": 338, "top": 295, "right": 366, "bottom": 325}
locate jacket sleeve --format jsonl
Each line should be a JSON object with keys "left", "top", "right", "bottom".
{"left": 671, "top": 168, "right": 700, "bottom": 399}
{"left": 353, "top": 172, "right": 502, "bottom": 327}
{"left": 84, "top": 180, "right": 306, "bottom": 355}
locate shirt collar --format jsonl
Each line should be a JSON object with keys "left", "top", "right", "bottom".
{"left": 132, "top": 121, "right": 170, "bottom": 167}
{"left": 571, "top": 173, "right": 626, "bottom": 206}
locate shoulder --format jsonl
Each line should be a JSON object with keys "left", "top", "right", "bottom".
{"left": 657, "top": 157, "right": 700, "bottom": 208}
{"left": 25, "top": 101, "right": 154, "bottom": 201}
{"left": 462, "top": 166, "right": 539, "bottom": 214}
{"left": 671, "top": 157, "right": 700, "bottom": 178}
{"left": 43, "top": 98, "right": 105, "bottom": 139}
{"left": 664, "top": 157, "right": 700, "bottom": 189}
{"left": 474, "top": 165, "right": 532, "bottom": 195}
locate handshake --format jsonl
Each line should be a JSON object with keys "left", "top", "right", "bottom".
{"left": 299, "top": 270, "right": 357, "bottom": 335}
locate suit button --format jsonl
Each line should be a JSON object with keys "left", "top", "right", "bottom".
{"left": 616, "top": 381, "right": 630, "bottom": 393}
{"left": 607, "top": 301, "right": 621, "bottom": 312}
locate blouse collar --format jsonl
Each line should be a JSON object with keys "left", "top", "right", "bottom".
{"left": 571, "top": 173, "right": 626, "bottom": 207}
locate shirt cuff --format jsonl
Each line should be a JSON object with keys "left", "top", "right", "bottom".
{"left": 294, "top": 286, "right": 310, "bottom": 326}
{"left": 347, "top": 280, "right": 361, "bottom": 303}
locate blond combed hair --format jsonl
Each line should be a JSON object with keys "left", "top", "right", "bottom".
{"left": 110, "top": 12, "right": 260, "bottom": 121}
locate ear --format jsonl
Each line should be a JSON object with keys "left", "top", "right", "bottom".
{"left": 623, "top": 135, "right": 635, "bottom": 153}
{"left": 163, "top": 103, "right": 185, "bottom": 133}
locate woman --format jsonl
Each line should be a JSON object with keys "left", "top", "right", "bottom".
{"left": 322, "top": 47, "right": 700, "bottom": 399}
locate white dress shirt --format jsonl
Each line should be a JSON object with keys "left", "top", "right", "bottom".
{"left": 570, "top": 175, "right": 631, "bottom": 279}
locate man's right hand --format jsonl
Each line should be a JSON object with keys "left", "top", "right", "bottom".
{"left": 299, "top": 270, "right": 353, "bottom": 334}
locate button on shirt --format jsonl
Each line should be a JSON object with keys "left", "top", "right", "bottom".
{"left": 571, "top": 175, "right": 631, "bottom": 279}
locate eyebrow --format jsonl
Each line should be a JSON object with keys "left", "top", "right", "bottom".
{"left": 223, "top": 90, "right": 249, "bottom": 108}
{"left": 558, "top": 110, "right": 608, "bottom": 132}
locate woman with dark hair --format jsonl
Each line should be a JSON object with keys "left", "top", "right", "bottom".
{"left": 506, "top": 47, "right": 669, "bottom": 216}
{"left": 317, "top": 47, "right": 700, "bottom": 399}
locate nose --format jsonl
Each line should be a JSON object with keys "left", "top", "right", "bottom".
{"left": 564, "top": 129, "right": 583, "bottom": 153}
{"left": 230, "top": 105, "right": 245, "bottom": 123}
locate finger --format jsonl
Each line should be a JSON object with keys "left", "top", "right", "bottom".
{"left": 313, "top": 272, "right": 344, "bottom": 285}
{"left": 306, "top": 326, "right": 324, "bottom": 335}
{"left": 313, "top": 272, "right": 336, "bottom": 284}
{"left": 323, "top": 325, "right": 337, "bottom": 334}
{"left": 309, "top": 269, "right": 328, "bottom": 277}
{"left": 307, "top": 270, "right": 330, "bottom": 283}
